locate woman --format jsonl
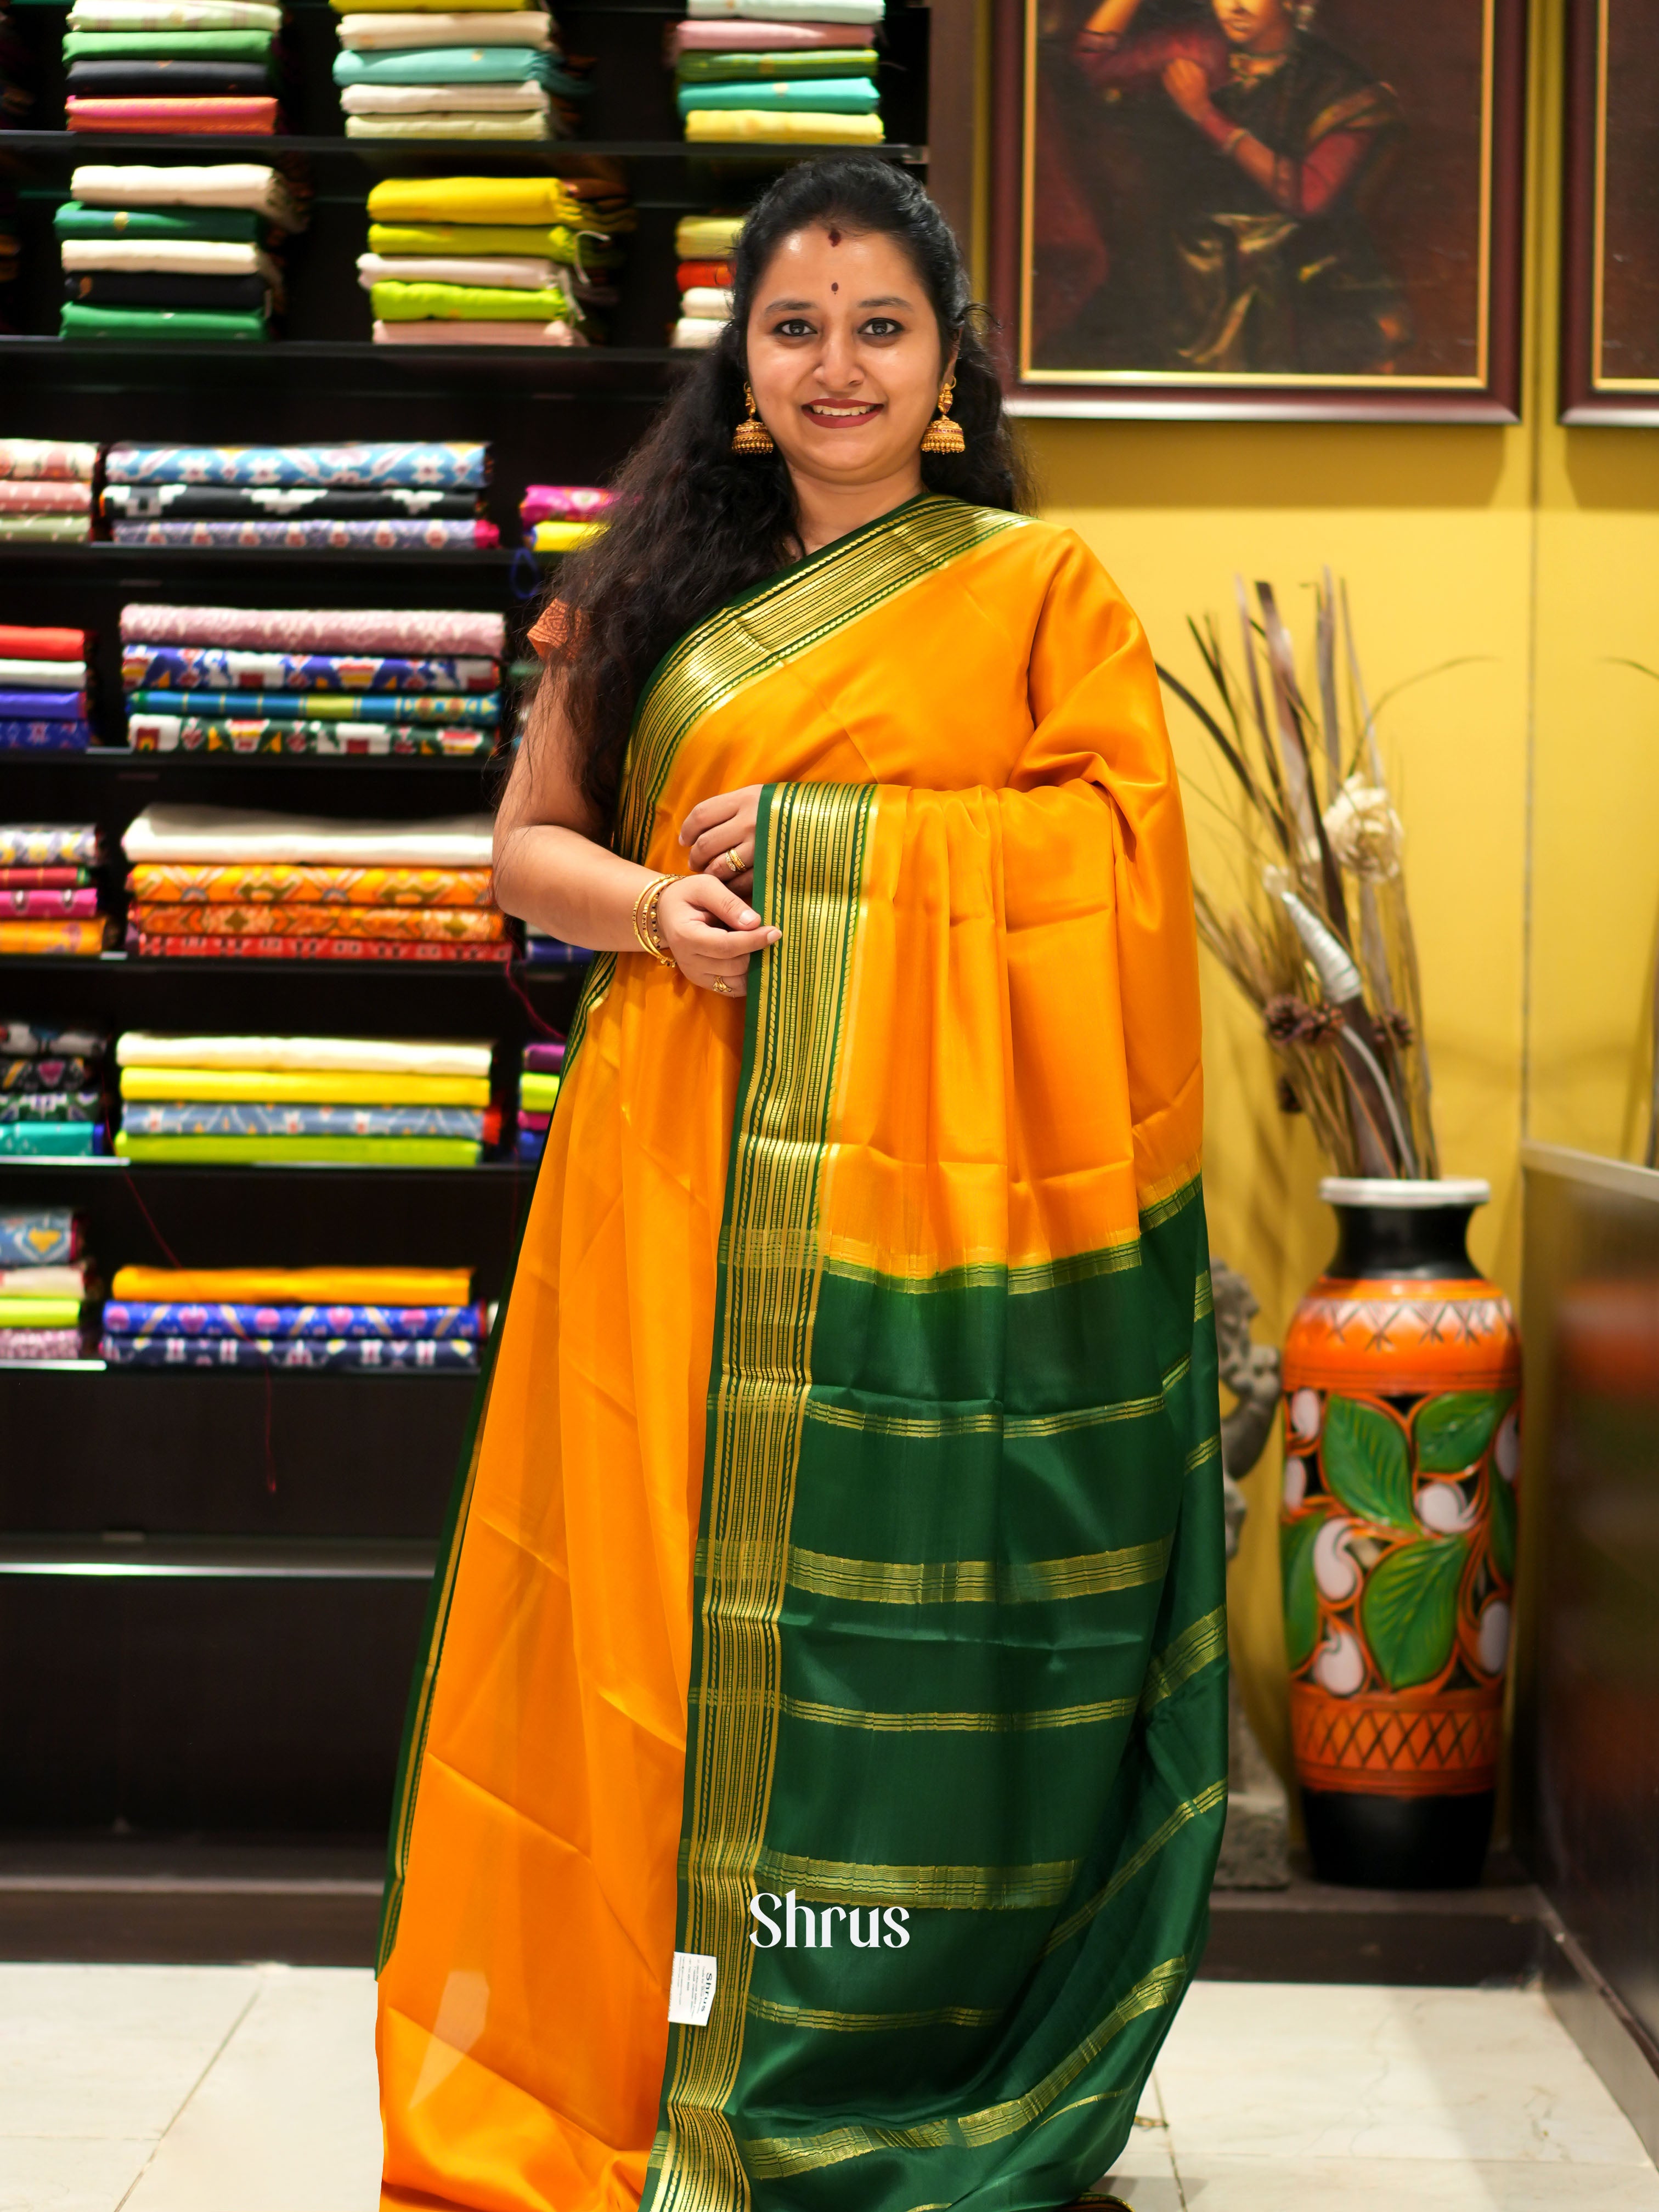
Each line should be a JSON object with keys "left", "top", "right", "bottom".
{"left": 376, "top": 155, "right": 1225, "bottom": 2212}
{"left": 1065, "top": 0, "right": 1409, "bottom": 374}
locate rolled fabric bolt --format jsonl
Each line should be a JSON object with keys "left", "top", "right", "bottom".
{"left": 679, "top": 286, "right": 733, "bottom": 319}
{"left": 357, "top": 251, "right": 556, "bottom": 288}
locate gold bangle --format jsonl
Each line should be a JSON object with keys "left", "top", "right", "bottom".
{"left": 632, "top": 873, "right": 678, "bottom": 968}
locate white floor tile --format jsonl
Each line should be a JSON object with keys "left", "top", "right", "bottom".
{"left": 123, "top": 1967, "right": 381, "bottom": 2212}
{"left": 1155, "top": 1984, "right": 1654, "bottom": 2166}
{"left": 0, "top": 1966, "right": 259, "bottom": 2142}
{"left": 1176, "top": 2155, "right": 1659, "bottom": 2212}
{"left": 0, "top": 2135, "right": 153, "bottom": 2212}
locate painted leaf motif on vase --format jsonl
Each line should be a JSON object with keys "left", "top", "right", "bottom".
{"left": 1280, "top": 1506, "right": 1328, "bottom": 1672}
{"left": 1488, "top": 1462, "right": 1517, "bottom": 1584}
{"left": 1361, "top": 1534, "right": 1469, "bottom": 1690}
{"left": 1321, "top": 1395, "right": 1414, "bottom": 1528}
{"left": 1414, "top": 1389, "right": 1515, "bottom": 1473}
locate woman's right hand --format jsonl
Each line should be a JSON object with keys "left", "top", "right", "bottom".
{"left": 655, "top": 874, "right": 781, "bottom": 997}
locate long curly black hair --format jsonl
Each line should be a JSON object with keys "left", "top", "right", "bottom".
{"left": 543, "top": 154, "right": 1032, "bottom": 829}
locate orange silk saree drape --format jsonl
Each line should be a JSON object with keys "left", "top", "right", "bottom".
{"left": 377, "top": 494, "right": 1227, "bottom": 2212}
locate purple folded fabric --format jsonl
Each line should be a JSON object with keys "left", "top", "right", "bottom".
{"left": 521, "top": 1040, "right": 566, "bottom": 1073}
{"left": 0, "top": 721, "right": 93, "bottom": 751}
{"left": 0, "top": 691, "right": 85, "bottom": 719}
{"left": 111, "top": 520, "right": 501, "bottom": 550}
{"left": 517, "top": 1108, "right": 551, "bottom": 1133}
{"left": 0, "top": 1327, "right": 84, "bottom": 1361}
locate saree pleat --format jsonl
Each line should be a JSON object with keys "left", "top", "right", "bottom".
{"left": 377, "top": 495, "right": 1226, "bottom": 2212}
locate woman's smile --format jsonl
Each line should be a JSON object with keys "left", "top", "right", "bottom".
{"left": 802, "top": 399, "right": 884, "bottom": 427}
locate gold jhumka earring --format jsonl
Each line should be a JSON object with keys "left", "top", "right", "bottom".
{"left": 919, "top": 376, "right": 966, "bottom": 454}
{"left": 730, "top": 384, "right": 775, "bottom": 455}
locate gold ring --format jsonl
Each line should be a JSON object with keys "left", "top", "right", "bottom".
{"left": 714, "top": 977, "right": 730, "bottom": 994}
{"left": 724, "top": 846, "right": 746, "bottom": 876}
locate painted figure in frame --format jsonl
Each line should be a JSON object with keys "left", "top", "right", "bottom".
{"left": 1039, "top": 0, "right": 1409, "bottom": 375}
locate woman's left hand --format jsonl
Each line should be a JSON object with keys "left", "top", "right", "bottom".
{"left": 679, "top": 783, "right": 764, "bottom": 901}
{"left": 1161, "top": 56, "right": 1214, "bottom": 123}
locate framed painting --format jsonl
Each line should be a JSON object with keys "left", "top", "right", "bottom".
{"left": 1561, "top": 0, "right": 1659, "bottom": 422}
{"left": 988, "top": 0, "right": 1527, "bottom": 420}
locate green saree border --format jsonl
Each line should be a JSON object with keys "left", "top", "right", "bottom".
{"left": 645, "top": 779, "right": 875, "bottom": 2212}
{"left": 375, "top": 951, "right": 617, "bottom": 1974}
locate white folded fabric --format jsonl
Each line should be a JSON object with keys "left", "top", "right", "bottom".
{"left": 341, "top": 81, "right": 549, "bottom": 111}
{"left": 0, "top": 1267, "right": 89, "bottom": 1298}
{"left": 373, "top": 318, "right": 580, "bottom": 345}
{"left": 0, "top": 658, "right": 90, "bottom": 685}
{"left": 67, "top": 0, "right": 281, "bottom": 25}
{"left": 687, "top": 0, "right": 883, "bottom": 18}
{"left": 357, "top": 250, "right": 554, "bottom": 287}
{"left": 0, "top": 439, "right": 100, "bottom": 482}
{"left": 336, "top": 8, "right": 551, "bottom": 43}
{"left": 69, "top": 163, "right": 306, "bottom": 228}
{"left": 346, "top": 108, "right": 551, "bottom": 136}
{"left": 122, "top": 804, "right": 495, "bottom": 867}
{"left": 117, "top": 1032, "right": 494, "bottom": 1077}
{"left": 680, "top": 286, "right": 733, "bottom": 320}
{"left": 61, "top": 238, "right": 279, "bottom": 280}
{"left": 670, "top": 315, "right": 723, "bottom": 349}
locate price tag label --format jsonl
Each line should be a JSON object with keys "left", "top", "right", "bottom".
{"left": 668, "top": 1951, "right": 719, "bottom": 2027}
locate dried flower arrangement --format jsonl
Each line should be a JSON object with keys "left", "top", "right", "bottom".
{"left": 1161, "top": 573, "right": 1439, "bottom": 1180}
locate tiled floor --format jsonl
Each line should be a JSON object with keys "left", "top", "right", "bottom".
{"left": 4, "top": 1968, "right": 1657, "bottom": 2212}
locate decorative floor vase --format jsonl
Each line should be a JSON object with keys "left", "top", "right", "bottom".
{"left": 1280, "top": 1178, "right": 1522, "bottom": 1888}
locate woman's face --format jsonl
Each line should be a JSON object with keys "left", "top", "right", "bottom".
{"left": 744, "top": 224, "right": 950, "bottom": 489}
{"left": 1212, "top": 0, "right": 1293, "bottom": 48}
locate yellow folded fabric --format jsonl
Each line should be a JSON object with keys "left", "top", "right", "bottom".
{"left": 371, "top": 278, "right": 570, "bottom": 320}
{"left": 530, "top": 520, "right": 603, "bottom": 553}
{"left": 519, "top": 1071, "right": 560, "bottom": 1111}
{"left": 684, "top": 109, "right": 882, "bottom": 142}
{"left": 0, "top": 1298, "right": 82, "bottom": 1328}
{"left": 347, "top": 112, "right": 552, "bottom": 140}
{"left": 366, "top": 175, "right": 594, "bottom": 227}
{"left": 675, "top": 213, "right": 746, "bottom": 258}
{"left": 120, "top": 1067, "right": 490, "bottom": 1106}
{"left": 111, "top": 1264, "right": 474, "bottom": 1302}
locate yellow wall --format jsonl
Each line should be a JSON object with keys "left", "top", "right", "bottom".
{"left": 981, "top": 0, "right": 1659, "bottom": 1785}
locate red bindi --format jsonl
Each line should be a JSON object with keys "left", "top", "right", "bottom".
{"left": 831, "top": 281, "right": 838, "bottom": 292}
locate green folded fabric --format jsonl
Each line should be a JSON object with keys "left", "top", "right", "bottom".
{"left": 676, "top": 48, "right": 877, "bottom": 81}
{"left": 60, "top": 303, "right": 270, "bottom": 341}
{"left": 0, "top": 1125, "right": 99, "bottom": 1158}
{"left": 366, "top": 220, "right": 617, "bottom": 261}
{"left": 370, "top": 279, "right": 572, "bottom": 321}
{"left": 334, "top": 43, "right": 550, "bottom": 83}
{"left": 64, "top": 27, "right": 275, "bottom": 57}
{"left": 55, "top": 202, "right": 264, "bottom": 242}
{"left": 676, "top": 75, "right": 878, "bottom": 115}
{"left": 0, "top": 1296, "right": 83, "bottom": 1327}
{"left": 0, "top": 517, "right": 91, "bottom": 541}
{"left": 115, "top": 1133, "right": 481, "bottom": 1166}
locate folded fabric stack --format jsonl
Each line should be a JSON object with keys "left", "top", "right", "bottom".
{"left": 0, "top": 1020, "right": 110, "bottom": 1158}
{"left": 0, "top": 623, "right": 93, "bottom": 753}
{"left": 121, "top": 599, "right": 503, "bottom": 754}
{"left": 114, "top": 1030, "right": 495, "bottom": 1164}
{"left": 521, "top": 924, "right": 588, "bottom": 966}
{"left": 670, "top": 210, "right": 741, "bottom": 348}
{"left": 58, "top": 163, "right": 307, "bottom": 342}
{"left": 363, "top": 172, "right": 632, "bottom": 346}
{"left": 670, "top": 0, "right": 882, "bottom": 145}
{"left": 101, "top": 1261, "right": 483, "bottom": 1368}
{"left": 61, "top": 0, "right": 287, "bottom": 137}
{"left": 0, "top": 439, "right": 98, "bottom": 546}
{"left": 521, "top": 483, "right": 612, "bottom": 554}
{"left": 103, "top": 439, "right": 496, "bottom": 551}
{"left": 515, "top": 1033, "right": 560, "bottom": 1160}
{"left": 0, "top": 1208, "right": 94, "bottom": 1364}
{"left": 0, "top": 825, "right": 112, "bottom": 955}
{"left": 332, "top": 0, "right": 588, "bottom": 141}
{"left": 121, "top": 803, "right": 505, "bottom": 961}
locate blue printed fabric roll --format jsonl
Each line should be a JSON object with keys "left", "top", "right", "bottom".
{"left": 120, "top": 647, "right": 499, "bottom": 695}
{"left": 0, "top": 691, "right": 86, "bottom": 720}
{"left": 103, "top": 441, "right": 489, "bottom": 489}
{"left": 103, "top": 1300, "right": 486, "bottom": 1341}
{"left": 522, "top": 934, "right": 591, "bottom": 964}
{"left": 515, "top": 1126, "right": 546, "bottom": 1161}
{"left": 100, "top": 1333, "right": 479, "bottom": 1369}
{"left": 123, "top": 688, "right": 498, "bottom": 724}
{"left": 0, "top": 828, "right": 99, "bottom": 868}
{"left": 0, "top": 722, "right": 93, "bottom": 751}
{"left": 110, "top": 521, "right": 498, "bottom": 550}
{"left": 121, "top": 1103, "right": 486, "bottom": 1139}
{"left": 0, "top": 1208, "right": 82, "bottom": 1266}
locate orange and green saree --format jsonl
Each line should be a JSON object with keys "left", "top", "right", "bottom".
{"left": 376, "top": 493, "right": 1227, "bottom": 2212}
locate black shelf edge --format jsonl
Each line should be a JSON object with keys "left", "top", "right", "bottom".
{"left": 0, "top": 1535, "right": 441, "bottom": 1575}
{"left": 4, "top": 132, "right": 925, "bottom": 161}
{"left": 0, "top": 953, "right": 572, "bottom": 978}
{"left": 0, "top": 751, "right": 505, "bottom": 770}
{"left": 0, "top": 541, "right": 534, "bottom": 569}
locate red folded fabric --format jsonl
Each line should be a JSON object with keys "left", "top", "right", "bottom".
{"left": 0, "top": 484, "right": 93, "bottom": 514}
{"left": 0, "top": 867, "right": 86, "bottom": 889}
{"left": 65, "top": 96, "right": 280, "bottom": 133}
{"left": 0, "top": 628, "right": 86, "bottom": 661}
{"left": 2, "top": 888, "right": 100, "bottom": 918}
{"left": 677, "top": 261, "right": 735, "bottom": 291}
{"left": 133, "top": 932, "right": 511, "bottom": 963}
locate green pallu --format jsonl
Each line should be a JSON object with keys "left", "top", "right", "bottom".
{"left": 60, "top": 304, "right": 269, "bottom": 342}
{"left": 0, "top": 1297, "right": 84, "bottom": 1328}
{"left": 63, "top": 27, "right": 275, "bottom": 57}
{"left": 55, "top": 203, "right": 265, "bottom": 242}
{"left": 677, "top": 74, "right": 878, "bottom": 114}
{"left": 115, "top": 1133, "right": 481, "bottom": 1166}
{"left": 676, "top": 47, "right": 877, "bottom": 80}
{"left": 371, "top": 279, "right": 573, "bottom": 321}
{"left": 367, "top": 221, "right": 619, "bottom": 262}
